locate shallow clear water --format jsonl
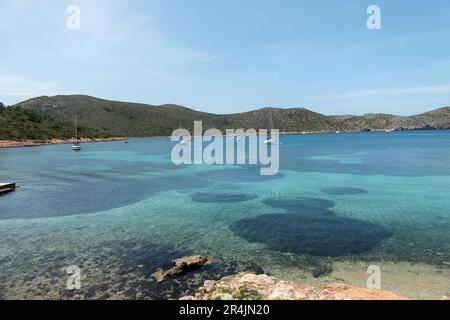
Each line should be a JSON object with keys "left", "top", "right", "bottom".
{"left": 0, "top": 131, "right": 449, "bottom": 299}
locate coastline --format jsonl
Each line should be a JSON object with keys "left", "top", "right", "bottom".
{"left": 0, "top": 137, "right": 128, "bottom": 149}
{"left": 2, "top": 128, "right": 448, "bottom": 149}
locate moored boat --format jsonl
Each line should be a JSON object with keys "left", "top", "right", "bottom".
{"left": 72, "top": 118, "right": 82, "bottom": 151}
{"left": 0, "top": 182, "right": 16, "bottom": 194}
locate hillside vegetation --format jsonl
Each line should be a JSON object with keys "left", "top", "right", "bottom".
{"left": 8, "top": 95, "right": 450, "bottom": 139}
{"left": 334, "top": 108, "right": 450, "bottom": 131}
{"left": 14, "top": 95, "right": 221, "bottom": 137}
{"left": 0, "top": 104, "right": 105, "bottom": 140}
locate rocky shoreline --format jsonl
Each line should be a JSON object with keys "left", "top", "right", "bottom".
{"left": 157, "top": 256, "right": 410, "bottom": 300}
{"left": 181, "top": 272, "right": 407, "bottom": 300}
{"left": 0, "top": 137, "right": 127, "bottom": 149}
{"left": 1, "top": 128, "right": 445, "bottom": 149}
{"left": 142, "top": 256, "right": 409, "bottom": 300}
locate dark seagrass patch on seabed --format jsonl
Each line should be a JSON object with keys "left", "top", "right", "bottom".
{"left": 231, "top": 197, "right": 393, "bottom": 257}
{"left": 0, "top": 174, "right": 211, "bottom": 220}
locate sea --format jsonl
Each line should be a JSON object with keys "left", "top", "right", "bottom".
{"left": 0, "top": 131, "right": 449, "bottom": 299}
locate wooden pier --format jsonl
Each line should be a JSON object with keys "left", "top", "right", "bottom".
{"left": 0, "top": 182, "right": 16, "bottom": 194}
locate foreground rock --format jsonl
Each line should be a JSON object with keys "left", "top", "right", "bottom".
{"left": 322, "top": 283, "right": 407, "bottom": 300}
{"left": 152, "top": 255, "right": 209, "bottom": 282}
{"left": 181, "top": 272, "right": 406, "bottom": 300}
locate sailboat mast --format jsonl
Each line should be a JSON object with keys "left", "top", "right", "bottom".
{"left": 268, "top": 106, "right": 273, "bottom": 137}
{"left": 75, "top": 118, "right": 78, "bottom": 142}
{"left": 71, "top": 117, "right": 82, "bottom": 151}
{"left": 263, "top": 106, "right": 274, "bottom": 145}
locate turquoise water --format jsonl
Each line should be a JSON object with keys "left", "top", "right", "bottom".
{"left": 0, "top": 131, "right": 449, "bottom": 299}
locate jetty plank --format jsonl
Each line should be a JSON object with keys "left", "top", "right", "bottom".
{"left": 0, "top": 182, "right": 16, "bottom": 194}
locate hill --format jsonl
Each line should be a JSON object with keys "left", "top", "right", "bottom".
{"left": 10, "top": 95, "right": 450, "bottom": 138}
{"left": 406, "top": 107, "right": 450, "bottom": 129}
{"left": 334, "top": 108, "right": 450, "bottom": 131}
{"left": 13, "top": 95, "right": 347, "bottom": 136}
{"left": 222, "top": 107, "right": 346, "bottom": 132}
{"left": 14, "top": 95, "right": 222, "bottom": 137}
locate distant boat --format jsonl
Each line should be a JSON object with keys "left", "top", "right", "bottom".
{"left": 335, "top": 131, "right": 341, "bottom": 134}
{"left": 0, "top": 182, "right": 16, "bottom": 195}
{"left": 124, "top": 139, "right": 129, "bottom": 144}
{"left": 72, "top": 143, "right": 81, "bottom": 151}
{"left": 264, "top": 107, "right": 274, "bottom": 145}
{"left": 72, "top": 118, "right": 82, "bottom": 152}
{"left": 385, "top": 129, "right": 395, "bottom": 133}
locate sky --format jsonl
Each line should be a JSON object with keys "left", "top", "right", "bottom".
{"left": 1, "top": 0, "right": 450, "bottom": 115}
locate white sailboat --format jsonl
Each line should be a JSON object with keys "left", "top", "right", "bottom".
{"left": 72, "top": 118, "right": 82, "bottom": 151}
{"left": 264, "top": 107, "right": 274, "bottom": 145}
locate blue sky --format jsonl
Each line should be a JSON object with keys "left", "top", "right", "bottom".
{"left": 1, "top": 0, "right": 450, "bottom": 115}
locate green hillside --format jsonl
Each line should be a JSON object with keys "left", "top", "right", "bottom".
{"left": 15, "top": 95, "right": 344, "bottom": 136}
{"left": 9, "top": 95, "right": 450, "bottom": 139}
{"left": 0, "top": 104, "right": 105, "bottom": 140}
{"left": 406, "top": 107, "right": 450, "bottom": 129}
{"left": 336, "top": 108, "right": 450, "bottom": 131}
{"left": 222, "top": 107, "right": 346, "bottom": 132}
{"left": 14, "top": 95, "right": 222, "bottom": 137}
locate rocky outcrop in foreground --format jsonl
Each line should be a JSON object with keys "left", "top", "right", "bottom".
{"left": 181, "top": 272, "right": 406, "bottom": 300}
{"left": 152, "top": 255, "right": 209, "bottom": 282}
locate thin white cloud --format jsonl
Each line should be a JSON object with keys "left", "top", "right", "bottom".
{"left": 313, "top": 84, "right": 450, "bottom": 100}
